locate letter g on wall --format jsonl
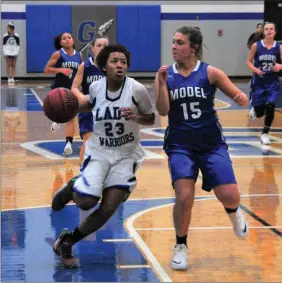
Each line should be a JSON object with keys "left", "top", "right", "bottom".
{"left": 78, "top": 21, "right": 96, "bottom": 43}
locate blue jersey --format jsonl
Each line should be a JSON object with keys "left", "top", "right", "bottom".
{"left": 51, "top": 48, "right": 81, "bottom": 90}
{"left": 81, "top": 57, "right": 104, "bottom": 95}
{"left": 78, "top": 57, "right": 104, "bottom": 135}
{"left": 251, "top": 40, "right": 281, "bottom": 90}
{"left": 166, "top": 61, "right": 218, "bottom": 131}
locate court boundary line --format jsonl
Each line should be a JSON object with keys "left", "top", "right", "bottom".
{"left": 125, "top": 195, "right": 282, "bottom": 281}
{"left": 125, "top": 203, "right": 174, "bottom": 282}
{"left": 135, "top": 226, "right": 282, "bottom": 231}
{"left": 125, "top": 198, "right": 213, "bottom": 282}
{"left": 20, "top": 140, "right": 165, "bottom": 160}
{"left": 19, "top": 138, "right": 282, "bottom": 159}
{"left": 2, "top": 193, "right": 282, "bottom": 212}
{"left": 29, "top": 88, "right": 43, "bottom": 106}
{"left": 214, "top": 98, "right": 232, "bottom": 110}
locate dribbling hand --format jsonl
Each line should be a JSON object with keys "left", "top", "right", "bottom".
{"left": 157, "top": 65, "right": 169, "bottom": 86}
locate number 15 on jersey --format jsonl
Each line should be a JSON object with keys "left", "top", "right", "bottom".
{"left": 180, "top": 102, "right": 202, "bottom": 120}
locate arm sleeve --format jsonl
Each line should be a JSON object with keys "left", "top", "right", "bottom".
{"left": 15, "top": 34, "right": 20, "bottom": 46}
{"left": 132, "top": 80, "right": 155, "bottom": 115}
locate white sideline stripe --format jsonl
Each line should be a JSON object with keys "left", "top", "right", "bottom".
{"left": 161, "top": 4, "right": 264, "bottom": 13}
{"left": 214, "top": 98, "right": 231, "bottom": 110}
{"left": 125, "top": 199, "right": 210, "bottom": 282}
{"left": 20, "top": 140, "right": 165, "bottom": 160}
{"left": 125, "top": 203, "right": 174, "bottom": 282}
{"left": 135, "top": 226, "right": 282, "bottom": 231}
{"left": 117, "top": 265, "right": 151, "bottom": 269}
{"left": 103, "top": 239, "right": 133, "bottom": 242}
{"left": 30, "top": 88, "right": 43, "bottom": 106}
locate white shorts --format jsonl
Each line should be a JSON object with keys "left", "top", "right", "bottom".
{"left": 73, "top": 155, "right": 142, "bottom": 200}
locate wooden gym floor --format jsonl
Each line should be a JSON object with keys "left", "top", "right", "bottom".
{"left": 1, "top": 80, "right": 282, "bottom": 282}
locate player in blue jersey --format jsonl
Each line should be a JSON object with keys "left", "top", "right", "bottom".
{"left": 71, "top": 35, "right": 109, "bottom": 164}
{"left": 44, "top": 32, "right": 82, "bottom": 155}
{"left": 246, "top": 22, "right": 282, "bottom": 145}
{"left": 155, "top": 26, "right": 249, "bottom": 271}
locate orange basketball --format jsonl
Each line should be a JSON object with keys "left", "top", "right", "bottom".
{"left": 43, "top": 88, "right": 79, "bottom": 123}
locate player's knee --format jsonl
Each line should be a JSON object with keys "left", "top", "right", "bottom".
{"left": 254, "top": 105, "right": 265, "bottom": 118}
{"left": 174, "top": 188, "right": 195, "bottom": 209}
{"left": 215, "top": 184, "right": 240, "bottom": 206}
{"left": 73, "top": 193, "right": 98, "bottom": 211}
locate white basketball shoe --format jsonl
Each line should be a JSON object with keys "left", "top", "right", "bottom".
{"left": 227, "top": 207, "right": 249, "bottom": 238}
{"left": 171, "top": 244, "right": 188, "bottom": 270}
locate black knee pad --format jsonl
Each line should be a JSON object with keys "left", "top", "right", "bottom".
{"left": 265, "top": 103, "right": 275, "bottom": 118}
{"left": 254, "top": 105, "right": 265, "bottom": 118}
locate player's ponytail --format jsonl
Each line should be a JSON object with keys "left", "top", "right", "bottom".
{"left": 54, "top": 33, "right": 63, "bottom": 50}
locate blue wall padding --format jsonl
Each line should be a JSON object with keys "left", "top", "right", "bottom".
{"left": 26, "top": 5, "right": 72, "bottom": 72}
{"left": 116, "top": 5, "right": 161, "bottom": 72}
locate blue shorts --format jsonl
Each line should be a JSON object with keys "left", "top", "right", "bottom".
{"left": 164, "top": 123, "right": 236, "bottom": 191}
{"left": 78, "top": 112, "right": 93, "bottom": 139}
{"left": 250, "top": 88, "right": 280, "bottom": 107}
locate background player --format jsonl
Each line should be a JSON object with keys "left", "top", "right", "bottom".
{"left": 155, "top": 26, "right": 249, "bottom": 271}
{"left": 71, "top": 35, "right": 109, "bottom": 165}
{"left": 247, "top": 23, "right": 263, "bottom": 49}
{"left": 44, "top": 32, "right": 82, "bottom": 155}
{"left": 246, "top": 22, "right": 282, "bottom": 145}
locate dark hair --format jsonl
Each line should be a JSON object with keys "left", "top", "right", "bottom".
{"left": 256, "top": 23, "right": 263, "bottom": 28}
{"left": 175, "top": 26, "right": 203, "bottom": 60}
{"left": 91, "top": 34, "right": 109, "bottom": 46}
{"left": 96, "top": 44, "right": 131, "bottom": 74}
{"left": 53, "top": 32, "right": 74, "bottom": 51}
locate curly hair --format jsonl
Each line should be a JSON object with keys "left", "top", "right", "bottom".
{"left": 96, "top": 44, "right": 131, "bottom": 74}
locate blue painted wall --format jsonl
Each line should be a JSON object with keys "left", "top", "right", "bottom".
{"left": 26, "top": 5, "right": 72, "bottom": 72}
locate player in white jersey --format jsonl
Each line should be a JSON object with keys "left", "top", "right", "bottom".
{"left": 50, "top": 44, "right": 155, "bottom": 268}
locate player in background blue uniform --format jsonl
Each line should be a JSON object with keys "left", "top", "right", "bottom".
{"left": 155, "top": 26, "right": 249, "bottom": 271}
{"left": 246, "top": 22, "right": 282, "bottom": 145}
{"left": 44, "top": 33, "right": 82, "bottom": 155}
{"left": 72, "top": 35, "right": 109, "bottom": 165}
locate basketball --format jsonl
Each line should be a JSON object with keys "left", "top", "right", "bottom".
{"left": 43, "top": 88, "right": 79, "bottom": 123}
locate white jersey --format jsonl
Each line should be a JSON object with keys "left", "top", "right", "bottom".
{"left": 86, "top": 76, "right": 154, "bottom": 163}
{"left": 3, "top": 32, "right": 20, "bottom": 56}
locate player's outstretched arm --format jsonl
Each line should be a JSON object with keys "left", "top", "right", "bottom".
{"left": 77, "top": 95, "right": 92, "bottom": 113}
{"left": 207, "top": 65, "right": 248, "bottom": 107}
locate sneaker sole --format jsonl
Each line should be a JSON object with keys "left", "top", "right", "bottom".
{"left": 64, "top": 148, "right": 73, "bottom": 156}
{"left": 61, "top": 257, "right": 79, "bottom": 268}
{"left": 171, "top": 263, "right": 188, "bottom": 270}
